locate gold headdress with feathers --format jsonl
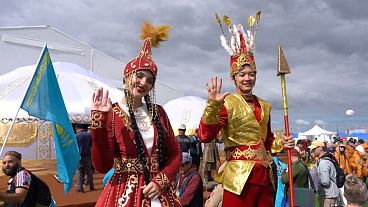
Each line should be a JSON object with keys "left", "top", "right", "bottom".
{"left": 215, "top": 11, "right": 261, "bottom": 76}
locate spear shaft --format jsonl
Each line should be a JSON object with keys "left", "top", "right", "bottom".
{"left": 277, "top": 46, "right": 295, "bottom": 207}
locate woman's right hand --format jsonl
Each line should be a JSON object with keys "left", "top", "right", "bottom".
{"left": 206, "top": 77, "right": 230, "bottom": 102}
{"left": 91, "top": 87, "right": 112, "bottom": 112}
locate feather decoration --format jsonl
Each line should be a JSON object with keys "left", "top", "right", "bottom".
{"left": 236, "top": 24, "right": 248, "bottom": 52}
{"left": 220, "top": 35, "right": 234, "bottom": 55}
{"left": 140, "top": 22, "right": 171, "bottom": 48}
{"left": 247, "top": 30, "right": 255, "bottom": 52}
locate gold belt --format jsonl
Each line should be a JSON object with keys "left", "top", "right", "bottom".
{"left": 225, "top": 141, "right": 267, "bottom": 161}
{"left": 114, "top": 157, "right": 159, "bottom": 173}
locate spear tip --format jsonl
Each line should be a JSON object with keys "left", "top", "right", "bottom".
{"left": 277, "top": 46, "right": 291, "bottom": 76}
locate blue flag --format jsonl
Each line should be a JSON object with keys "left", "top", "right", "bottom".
{"left": 20, "top": 45, "right": 80, "bottom": 194}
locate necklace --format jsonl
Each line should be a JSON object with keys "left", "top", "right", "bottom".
{"left": 247, "top": 101, "right": 256, "bottom": 112}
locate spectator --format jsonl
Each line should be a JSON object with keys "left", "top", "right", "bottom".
{"left": 309, "top": 140, "right": 339, "bottom": 207}
{"left": 334, "top": 144, "right": 352, "bottom": 175}
{"left": 0, "top": 151, "right": 52, "bottom": 206}
{"left": 271, "top": 151, "right": 288, "bottom": 207}
{"left": 205, "top": 161, "right": 226, "bottom": 207}
{"left": 344, "top": 174, "right": 368, "bottom": 207}
{"left": 75, "top": 124, "right": 94, "bottom": 192}
{"left": 281, "top": 148, "right": 309, "bottom": 188}
{"left": 295, "top": 140, "right": 307, "bottom": 163}
{"left": 175, "top": 152, "right": 203, "bottom": 207}
{"left": 189, "top": 129, "right": 203, "bottom": 169}
{"left": 177, "top": 124, "right": 191, "bottom": 153}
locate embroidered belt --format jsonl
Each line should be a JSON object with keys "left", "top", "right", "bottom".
{"left": 114, "top": 157, "right": 159, "bottom": 174}
{"left": 226, "top": 141, "right": 267, "bottom": 161}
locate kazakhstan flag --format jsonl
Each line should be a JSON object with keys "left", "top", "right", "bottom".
{"left": 21, "top": 45, "right": 80, "bottom": 194}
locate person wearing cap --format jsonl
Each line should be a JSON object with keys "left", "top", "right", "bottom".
{"left": 309, "top": 140, "right": 340, "bottom": 207}
{"left": 295, "top": 140, "right": 307, "bottom": 163}
{"left": 176, "top": 124, "right": 192, "bottom": 153}
{"left": 91, "top": 23, "right": 182, "bottom": 207}
{"left": 174, "top": 152, "right": 203, "bottom": 207}
{"left": 199, "top": 12, "right": 295, "bottom": 206}
{"left": 334, "top": 143, "right": 352, "bottom": 175}
{"left": 0, "top": 151, "right": 50, "bottom": 206}
{"left": 351, "top": 144, "right": 368, "bottom": 180}
{"left": 281, "top": 149, "right": 309, "bottom": 188}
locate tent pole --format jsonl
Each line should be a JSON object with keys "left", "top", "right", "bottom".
{"left": 0, "top": 108, "right": 21, "bottom": 157}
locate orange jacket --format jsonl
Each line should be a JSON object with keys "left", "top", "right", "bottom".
{"left": 334, "top": 151, "right": 352, "bottom": 175}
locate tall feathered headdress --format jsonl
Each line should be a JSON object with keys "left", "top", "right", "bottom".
{"left": 215, "top": 11, "right": 261, "bottom": 76}
{"left": 124, "top": 22, "right": 171, "bottom": 77}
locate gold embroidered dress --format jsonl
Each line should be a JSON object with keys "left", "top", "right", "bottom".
{"left": 91, "top": 103, "right": 181, "bottom": 207}
{"left": 199, "top": 93, "right": 275, "bottom": 195}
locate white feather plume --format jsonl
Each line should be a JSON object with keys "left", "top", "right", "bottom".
{"left": 247, "top": 30, "right": 255, "bottom": 52}
{"left": 220, "top": 35, "right": 234, "bottom": 55}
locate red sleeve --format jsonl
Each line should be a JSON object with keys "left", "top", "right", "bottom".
{"left": 152, "top": 106, "right": 182, "bottom": 188}
{"left": 91, "top": 110, "right": 115, "bottom": 173}
{"left": 264, "top": 116, "right": 275, "bottom": 151}
{"left": 198, "top": 105, "right": 228, "bottom": 143}
{"left": 180, "top": 174, "right": 202, "bottom": 206}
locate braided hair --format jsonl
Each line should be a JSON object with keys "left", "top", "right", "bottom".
{"left": 123, "top": 88, "right": 150, "bottom": 184}
{"left": 144, "top": 95, "right": 167, "bottom": 170}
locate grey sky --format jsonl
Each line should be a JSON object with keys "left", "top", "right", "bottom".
{"left": 1, "top": 0, "right": 367, "bottom": 133}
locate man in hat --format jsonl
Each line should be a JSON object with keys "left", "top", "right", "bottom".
{"left": 174, "top": 152, "right": 203, "bottom": 207}
{"left": 176, "top": 124, "right": 191, "bottom": 153}
{"left": 199, "top": 12, "right": 295, "bottom": 206}
{"left": 309, "top": 140, "right": 339, "bottom": 207}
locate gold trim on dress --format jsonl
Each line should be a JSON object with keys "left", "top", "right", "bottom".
{"left": 114, "top": 157, "right": 159, "bottom": 174}
{"left": 152, "top": 172, "right": 171, "bottom": 189}
{"left": 117, "top": 174, "right": 138, "bottom": 207}
{"left": 91, "top": 111, "right": 103, "bottom": 129}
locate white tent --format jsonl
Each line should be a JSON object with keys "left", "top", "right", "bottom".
{"left": 0, "top": 25, "right": 183, "bottom": 105}
{"left": 163, "top": 96, "right": 207, "bottom": 135}
{"left": 298, "top": 125, "right": 335, "bottom": 142}
{"left": 0, "top": 62, "right": 123, "bottom": 124}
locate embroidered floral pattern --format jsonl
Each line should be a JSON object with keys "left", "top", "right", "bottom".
{"left": 152, "top": 172, "right": 170, "bottom": 189}
{"left": 91, "top": 111, "right": 102, "bottom": 129}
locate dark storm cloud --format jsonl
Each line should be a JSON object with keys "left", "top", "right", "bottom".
{"left": 1, "top": 0, "right": 367, "bottom": 132}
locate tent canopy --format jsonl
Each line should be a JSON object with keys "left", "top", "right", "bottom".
{"left": 0, "top": 62, "right": 123, "bottom": 124}
{"left": 299, "top": 125, "right": 334, "bottom": 136}
{"left": 163, "top": 96, "right": 206, "bottom": 135}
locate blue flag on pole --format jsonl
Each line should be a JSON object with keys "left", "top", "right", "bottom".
{"left": 20, "top": 45, "right": 80, "bottom": 194}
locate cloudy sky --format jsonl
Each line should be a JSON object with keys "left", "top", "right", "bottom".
{"left": 1, "top": 0, "right": 367, "bottom": 133}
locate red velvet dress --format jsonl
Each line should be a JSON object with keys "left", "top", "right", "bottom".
{"left": 91, "top": 103, "right": 182, "bottom": 207}
{"left": 199, "top": 96, "right": 275, "bottom": 206}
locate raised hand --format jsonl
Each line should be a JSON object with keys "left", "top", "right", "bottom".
{"left": 282, "top": 135, "right": 295, "bottom": 149}
{"left": 206, "top": 77, "right": 230, "bottom": 102}
{"left": 91, "top": 87, "right": 112, "bottom": 112}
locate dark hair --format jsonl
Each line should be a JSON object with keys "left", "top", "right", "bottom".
{"left": 144, "top": 95, "right": 167, "bottom": 170}
{"left": 5, "top": 151, "right": 22, "bottom": 160}
{"left": 296, "top": 140, "right": 303, "bottom": 145}
{"left": 358, "top": 139, "right": 365, "bottom": 144}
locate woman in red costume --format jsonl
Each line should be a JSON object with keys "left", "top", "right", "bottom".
{"left": 199, "top": 12, "right": 295, "bottom": 206}
{"left": 90, "top": 23, "right": 182, "bottom": 207}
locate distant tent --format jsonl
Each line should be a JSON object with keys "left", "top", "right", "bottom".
{"left": 298, "top": 125, "right": 335, "bottom": 142}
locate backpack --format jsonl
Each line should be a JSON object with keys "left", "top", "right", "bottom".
{"left": 319, "top": 156, "right": 346, "bottom": 188}
{"left": 28, "top": 171, "right": 52, "bottom": 206}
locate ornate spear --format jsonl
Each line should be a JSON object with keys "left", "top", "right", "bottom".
{"left": 277, "top": 46, "right": 295, "bottom": 207}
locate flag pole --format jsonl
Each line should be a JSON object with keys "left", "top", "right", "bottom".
{"left": 276, "top": 46, "right": 295, "bottom": 207}
{"left": 0, "top": 44, "right": 48, "bottom": 157}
